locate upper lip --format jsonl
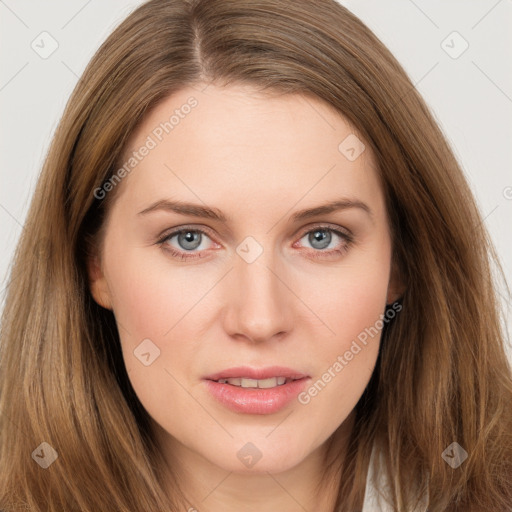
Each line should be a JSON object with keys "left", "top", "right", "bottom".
{"left": 204, "top": 366, "right": 309, "bottom": 381}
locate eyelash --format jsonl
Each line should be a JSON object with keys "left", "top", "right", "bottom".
{"left": 156, "top": 224, "right": 354, "bottom": 261}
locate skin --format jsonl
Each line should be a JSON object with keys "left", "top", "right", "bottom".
{"left": 88, "top": 83, "right": 402, "bottom": 511}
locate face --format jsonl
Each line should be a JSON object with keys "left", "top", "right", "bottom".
{"left": 88, "top": 83, "right": 400, "bottom": 477}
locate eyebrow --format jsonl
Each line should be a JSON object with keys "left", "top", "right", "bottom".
{"left": 137, "top": 198, "right": 372, "bottom": 222}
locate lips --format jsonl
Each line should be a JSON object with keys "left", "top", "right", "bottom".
{"left": 203, "top": 366, "right": 311, "bottom": 415}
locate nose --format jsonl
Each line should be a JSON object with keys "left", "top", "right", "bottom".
{"left": 222, "top": 251, "right": 295, "bottom": 344}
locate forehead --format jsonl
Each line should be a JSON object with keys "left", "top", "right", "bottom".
{"left": 113, "top": 83, "right": 384, "bottom": 220}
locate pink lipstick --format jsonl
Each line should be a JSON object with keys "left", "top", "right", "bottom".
{"left": 203, "top": 366, "right": 310, "bottom": 415}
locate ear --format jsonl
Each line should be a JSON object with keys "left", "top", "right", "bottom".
{"left": 386, "top": 256, "right": 405, "bottom": 305}
{"left": 86, "top": 250, "right": 113, "bottom": 310}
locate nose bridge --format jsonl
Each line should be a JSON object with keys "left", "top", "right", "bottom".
{"left": 225, "top": 243, "right": 293, "bottom": 342}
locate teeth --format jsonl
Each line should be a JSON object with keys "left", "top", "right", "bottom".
{"left": 217, "top": 376, "right": 289, "bottom": 388}
{"left": 241, "top": 378, "right": 259, "bottom": 388}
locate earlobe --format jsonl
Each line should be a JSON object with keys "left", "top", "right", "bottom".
{"left": 386, "top": 286, "right": 403, "bottom": 306}
{"left": 86, "top": 253, "right": 113, "bottom": 310}
{"left": 386, "top": 258, "right": 405, "bottom": 305}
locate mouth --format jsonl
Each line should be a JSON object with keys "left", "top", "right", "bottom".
{"left": 212, "top": 376, "right": 301, "bottom": 388}
{"left": 204, "top": 365, "right": 309, "bottom": 386}
{"left": 203, "top": 366, "right": 310, "bottom": 414}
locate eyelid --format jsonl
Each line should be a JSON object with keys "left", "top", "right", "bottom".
{"left": 295, "top": 222, "right": 353, "bottom": 240}
{"left": 157, "top": 222, "right": 352, "bottom": 244}
{"left": 156, "top": 224, "right": 219, "bottom": 244}
{"left": 156, "top": 222, "right": 354, "bottom": 259}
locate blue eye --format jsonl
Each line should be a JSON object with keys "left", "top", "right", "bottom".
{"left": 302, "top": 228, "right": 336, "bottom": 250}
{"left": 294, "top": 226, "right": 353, "bottom": 259}
{"left": 157, "top": 225, "right": 353, "bottom": 261}
{"left": 171, "top": 230, "right": 204, "bottom": 251}
{"left": 158, "top": 228, "right": 215, "bottom": 260}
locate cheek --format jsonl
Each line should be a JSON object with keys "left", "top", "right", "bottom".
{"left": 103, "top": 248, "right": 208, "bottom": 419}
{"left": 104, "top": 246, "right": 208, "bottom": 341}
{"left": 330, "top": 265, "right": 390, "bottom": 353}
{"left": 289, "top": 239, "right": 391, "bottom": 424}
{"left": 299, "top": 243, "right": 391, "bottom": 357}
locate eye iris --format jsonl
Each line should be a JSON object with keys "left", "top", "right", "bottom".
{"left": 178, "top": 231, "right": 201, "bottom": 250}
{"left": 309, "top": 229, "right": 331, "bottom": 250}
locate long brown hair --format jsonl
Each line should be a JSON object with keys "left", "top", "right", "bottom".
{"left": 1, "top": 0, "right": 511, "bottom": 510}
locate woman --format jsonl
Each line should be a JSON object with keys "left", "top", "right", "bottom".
{"left": 1, "top": 0, "right": 511, "bottom": 510}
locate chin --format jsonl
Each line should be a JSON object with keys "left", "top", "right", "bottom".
{"left": 209, "top": 437, "right": 315, "bottom": 475}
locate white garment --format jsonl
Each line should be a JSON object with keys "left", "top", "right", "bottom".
{"left": 362, "top": 444, "right": 429, "bottom": 511}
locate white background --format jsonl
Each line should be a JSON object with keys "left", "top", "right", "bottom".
{"left": 1, "top": 1, "right": 511, "bottom": 359}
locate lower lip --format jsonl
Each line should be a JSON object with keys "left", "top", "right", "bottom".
{"left": 204, "top": 378, "right": 310, "bottom": 415}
